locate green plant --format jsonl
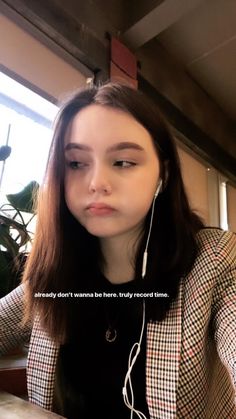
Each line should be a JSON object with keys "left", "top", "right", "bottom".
{"left": 0, "top": 181, "right": 39, "bottom": 297}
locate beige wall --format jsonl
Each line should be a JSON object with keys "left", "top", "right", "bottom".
{"left": 178, "top": 146, "right": 209, "bottom": 225}
{"left": 227, "top": 185, "right": 236, "bottom": 232}
{"left": 0, "top": 14, "right": 87, "bottom": 101}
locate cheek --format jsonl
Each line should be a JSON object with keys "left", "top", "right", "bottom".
{"left": 132, "top": 173, "right": 158, "bottom": 202}
{"left": 125, "top": 188, "right": 155, "bottom": 222}
{"left": 139, "top": 197, "right": 154, "bottom": 218}
{"left": 64, "top": 171, "right": 80, "bottom": 195}
{"left": 128, "top": 176, "right": 158, "bottom": 217}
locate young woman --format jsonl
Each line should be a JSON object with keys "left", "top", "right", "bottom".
{"left": 0, "top": 82, "right": 235, "bottom": 419}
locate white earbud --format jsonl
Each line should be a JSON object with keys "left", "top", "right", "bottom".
{"left": 154, "top": 179, "right": 162, "bottom": 198}
{"left": 142, "top": 179, "right": 162, "bottom": 279}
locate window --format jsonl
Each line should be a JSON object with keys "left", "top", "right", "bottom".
{"left": 0, "top": 71, "right": 58, "bottom": 202}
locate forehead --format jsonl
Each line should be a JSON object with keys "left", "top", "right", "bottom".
{"left": 64, "top": 104, "right": 156, "bottom": 151}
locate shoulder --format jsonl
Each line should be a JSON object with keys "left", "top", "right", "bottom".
{"left": 0, "top": 284, "right": 31, "bottom": 353}
{"left": 187, "top": 228, "right": 236, "bottom": 294}
{"left": 0, "top": 283, "right": 30, "bottom": 333}
{"left": 184, "top": 228, "right": 235, "bottom": 302}
{"left": 0, "top": 283, "right": 25, "bottom": 314}
{"left": 196, "top": 227, "right": 236, "bottom": 266}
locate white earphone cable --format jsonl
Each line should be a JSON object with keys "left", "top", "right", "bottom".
{"left": 122, "top": 299, "right": 147, "bottom": 419}
{"left": 142, "top": 180, "right": 162, "bottom": 279}
{"left": 122, "top": 180, "right": 162, "bottom": 418}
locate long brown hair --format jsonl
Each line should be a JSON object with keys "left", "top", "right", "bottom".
{"left": 22, "top": 82, "right": 204, "bottom": 343}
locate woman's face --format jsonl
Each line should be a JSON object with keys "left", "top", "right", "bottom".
{"left": 64, "top": 104, "right": 160, "bottom": 242}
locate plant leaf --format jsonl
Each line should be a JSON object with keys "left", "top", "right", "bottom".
{"left": 0, "top": 222, "right": 19, "bottom": 256}
{"left": 6, "top": 181, "right": 39, "bottom": 213}
{"left": 0, "top": 145, "right": 11, "bottom": 161}
{"left": 0, "top": 215, "right": 30, "bottom": 249}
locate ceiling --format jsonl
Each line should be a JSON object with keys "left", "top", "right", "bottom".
{"left": 124, "top": 0, "right": 236, "bottom": 121}
{"left": 0, "top": 0, "right": 236, "bottom": 183}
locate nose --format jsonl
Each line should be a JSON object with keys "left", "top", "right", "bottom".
{"left": 88, "top": 164, "right": 112, "bottom": 195}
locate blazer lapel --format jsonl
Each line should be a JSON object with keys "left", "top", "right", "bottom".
{"left": 146, "top": 281, "right": 183, "bottom": 418}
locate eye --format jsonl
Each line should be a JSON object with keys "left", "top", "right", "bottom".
{"left": 113, "top": 160, "right": 136, "bottom": 168}
{"left": 66, "top": 161, "right": 88, "bottom": 170}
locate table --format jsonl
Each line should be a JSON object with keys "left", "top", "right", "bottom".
{"left": 0, "top": 346, "right": 28, "bottom": 397}
{"left": 0, "top": 392, "right": 66, "bottom": 418}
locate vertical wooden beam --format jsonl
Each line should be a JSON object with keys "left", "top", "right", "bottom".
{"left": 110, "top": 37, "right": 138, "bottom": 88}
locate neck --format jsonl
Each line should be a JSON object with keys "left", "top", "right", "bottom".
{"left": 100, "top": 229, "right": 142, "bottom": 284}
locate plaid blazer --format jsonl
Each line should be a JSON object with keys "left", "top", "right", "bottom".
{"left": 0, "top": 228, "right": 236, "bottom": 418}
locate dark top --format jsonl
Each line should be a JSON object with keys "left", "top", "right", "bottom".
{"left": 56, "top": 275, "right": 150, "bottom": 419}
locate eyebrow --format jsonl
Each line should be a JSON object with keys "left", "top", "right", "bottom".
{"left": 64, "top": 141, "right": 144, "bottom": 153}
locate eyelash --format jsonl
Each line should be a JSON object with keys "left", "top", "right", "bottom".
{"left": 113, "top": 160, "right": 136, "bottom": 168}
{"left": 66, "top": 161, "right": 87, "bottom": 170}
{"left": 66, "top": 160, "right": 136, "bottom": 170}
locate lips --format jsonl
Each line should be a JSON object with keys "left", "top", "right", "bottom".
{"left": 86, "top": 202, "right": 115, "bottom": 216}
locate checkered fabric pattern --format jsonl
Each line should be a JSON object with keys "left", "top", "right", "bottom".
{"left": 0, "top": 282, "right": 31, "bottom": 353}
{"left": 0, "top": 228, "right": 236, "bottom": 418}
{"left": 147, "top": 229, "right": 236, "bottom": 418}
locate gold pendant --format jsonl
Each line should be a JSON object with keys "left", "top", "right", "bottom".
{"left": 105, "top": 327, "right": 117, "bottom": 343}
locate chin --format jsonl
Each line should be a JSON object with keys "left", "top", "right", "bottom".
{"left": 79, "top": 217, "right": 143, "bottom": 240}
{"left": 86, "top": 228, "right": 119, "bottom": 239}
{"left": 81, "top": 221, "right": 123, "bottom": 239}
